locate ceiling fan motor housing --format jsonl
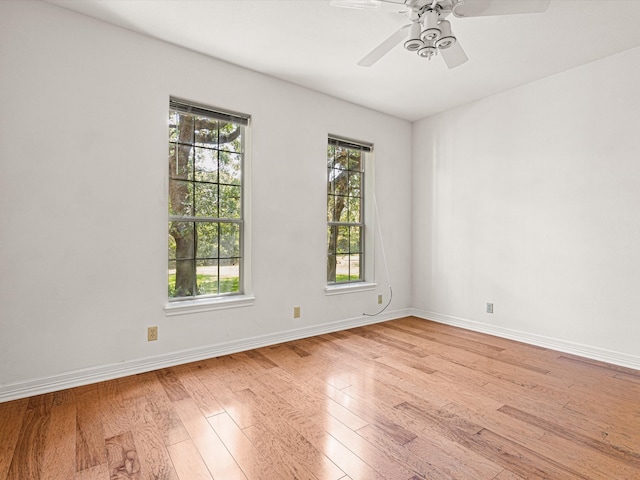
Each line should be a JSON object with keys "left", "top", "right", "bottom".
{"left": 421, "top": 9, "right": 441, "bottom": 41}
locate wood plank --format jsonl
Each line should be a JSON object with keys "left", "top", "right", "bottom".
{"left": 5, "top": 394, "right": 54, "bottom": 480}
{"left": 244, "top": 422, "right": 343, "bottom": 480}
{"left": 0, "top": 398, "right": 29, "bottom": 480}
{"left": 468, "top": 428, "right": 594, "bottom": 480}
{"left": 75, "top": 386, "right": 107, "bottom": 472}
{"left": 243, "top": 348, "right": 279, "bottom": 369}
{"left": 41, "top": 390, "right": 76, "bottom": 480}
{"left": 126, "top": 393, "right": 179, "bottom": 480}
{"left": 499, "top": 404, "right": 640, "bottom": 471}
{"left": 233, "top": 387, "right": 346, "bottom": 480}
{"left": 172, "top": 364, "right": 224, "bottom": 418}
{"left": 172, "top": 397, "right": 247, "bottom": 480}
{"left": 190, "top": 362, "right": 260, "bottom": 429}
{"left": 138, "top": 379, "right": 190, "bottom": 447}
{"left": 98, "top": 380, "right": 132, "bottom": 439}
{"left": 155, "top": 368, "right": 190, "bottom": 402}
{"left": 355, "top": 423, "right": 460, "bottom": 480}
{"left": 402, "top": 426, "right": 504, "bottom": 479}
{"left": 323, "top": 414, "right": 417, "bottom": 479}
{"left": 494, "top": 469, "right": 527, "bottom": 480}
{"left": 232, "top": 376, "right": 381, "bottom": 480}
{"left": 167, "top": 440, "right": 214, "bottom": 480}
{"left": 74, "top": 463, "right": 109, "bottom": 480}
{"left": 105, "top": 431, "right": 142, "bottom": 480}
{"left": 396, "top": 400, "right": 588, "bottom": 480}
{"left": 322, "top": 433, "right": 385, "bottom": 480}
{"left": 207, "top": 412, "right": 281, "bottom": 479}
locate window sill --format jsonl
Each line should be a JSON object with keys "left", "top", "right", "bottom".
{"left": 164, "top": 294, "right": 255, "bottom": 316}
{"left": 325, "top": 282, "right": 377, "bottom": 296}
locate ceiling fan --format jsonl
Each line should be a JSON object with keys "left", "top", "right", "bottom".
{"left": 332, "top": 0, "right": 551, "bottom": 69}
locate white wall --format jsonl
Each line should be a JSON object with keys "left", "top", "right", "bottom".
{"left": 412, "top": 45, "right": 640, "bottom": 367}
{"left": 0, "top": 1, "right": 412, "bottom": 398}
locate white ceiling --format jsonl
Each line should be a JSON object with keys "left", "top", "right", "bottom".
{"left": 44, "top": 0, "right": 640, "bottom": 121}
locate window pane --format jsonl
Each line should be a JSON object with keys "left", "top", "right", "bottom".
{"left": 327, "top": 254, "right": 337, "bottom": 283}
{"left": 335, "top": 255, "right": 349, "bottom": 282}
{"left": 327, "top": 195, "right": 336, "bottom": 222}
{"left": 333, "top": 196, "right": 349, "bottom": 223}
{"left": 348, "top": 149, "right": 361, "bottom": 171}
{"left": 327, "top": 145, "right": 335, "bottom": 168}
{"left": 219, "top": 185, "right": 241, "bottom": 218}
{"left": 169, "top": 143, "right": 193, "bottom": 180}
{"left": 327, "top": 226, "right": 337, "bottom": 254}
{"left": 347, "top": 197, "right": 361, "bottom": 223}
{"left": 170, "top": 112, "right": 193, "bottom": 144}
{"left": 336, "top": 226, "right": 349, "bottom": 254}
{"left": 172, "top": 259, "right": 196, "bottom": 297}
{"left": 328, "top": 168, "right": 344, "bottom": 195}
{"left": 194, "top": 147, "right": 218, "bottom": 183}
{"left": 349, "top": 254, "right": 361, "bottom": 280}
{"left": 219, "top": 122, "right": 243, "bottom": 153}
{"left": 348, "top": 171, "right": 361, "bottom": 197}
{"left": 168, "top": 230, "right": 177, "bottom": 260}
{"left": 334, "top": 147, "right": 348, "bottom": 170}
{"left": 168, "top": 260, "right": 176, "bottom": 296}
{"left": 169, "top": 181, "right": 194, "bottom": 216}
{"left": 220, "top": 152, "right": 242, "bottom": 186}
{"left": 196, "top": 259, "right": 218, "bottom": 295}
{"left": 327, "top": 168, "right": 335, "bottom": 195}
{"left": 169, "top": 112, "right": 180, "bottom": 143}
{"left": 194, "top": 183, "right": 218, "bottom": 218}
{"left": 220, "top": 258, "right": 240, "bottom": 293}
{"left": 220, "top": 222, "right": 240, "bottom": 258}
{"left": 169, "top": 222, "right": 194, "bottom": 260}
{"left": 194, "top": 116, "right": 218, "bottom": 146}
{"left": 196, "top": 222, "right": 219, "bottom": 259}
{"left": 350, "top": 226, "right": 362, "bottom": 253}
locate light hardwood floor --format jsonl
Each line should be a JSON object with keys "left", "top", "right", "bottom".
{"left": 1, "top": 317, "right": 640, "bottom": 479}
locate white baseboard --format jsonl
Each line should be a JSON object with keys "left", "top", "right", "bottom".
{"left": 0, "top": 308, "right": 412, "bottom": 403}
{"left": 410, "top": 308, "right": 640, "bottom": 371}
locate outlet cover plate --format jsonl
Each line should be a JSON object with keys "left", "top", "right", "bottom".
{"left": 148, "top": 326, "right": 158, "bottom": 341}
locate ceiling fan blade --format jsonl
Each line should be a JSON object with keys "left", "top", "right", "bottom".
{"left": 452, "top": 0, "right": 550, "bottom": 18}
{"left": 440, "top": 40, "right": 468, "bottom": 69}
{"left": 330, "top": 0, "right": 407, "bottom": 10}
{"left": 330, "top": 0, "right": 380, "bottom": 10}
{"left": 357, "top": 24, "right": 410, "bottom": 67}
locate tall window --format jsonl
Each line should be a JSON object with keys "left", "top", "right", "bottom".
{"left": 327, "top": 137, "right": 371, "bottom": 284}
{"left": 168, "top": 98, "right": 248, "bottom": 300}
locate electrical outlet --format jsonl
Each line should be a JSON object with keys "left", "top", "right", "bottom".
{"left": 293, "top": 306, "right": 301, "bottom": 319}
{"left": 148, "top": 326, "right": 158, "bottom": 341}
{"left": 377, "top": 294, "right": 383, "bottom": 305}
{"left": 486, "top": 303, "right": 494, "bottom": 314}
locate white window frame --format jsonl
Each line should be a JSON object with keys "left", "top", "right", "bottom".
{"left": 325, "top": 135, "right": 376, "bottom": 295}
{"left": 165, "top": 98, "right": 253, "bottom": 315}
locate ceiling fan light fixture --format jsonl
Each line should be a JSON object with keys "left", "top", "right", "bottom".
{"left": 404, "top": 21, "right": 424, "bottom": 51}
{"left": 417, "top": 40, "right": 437, "bottom": 60}
{"left": 421, "top": 9, "right": 441, "bottom": 42}
{"left": 435, "top": 20, "right": 456, "bottom": 49}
